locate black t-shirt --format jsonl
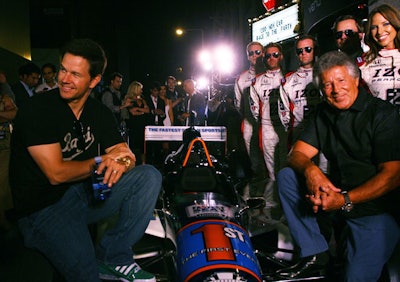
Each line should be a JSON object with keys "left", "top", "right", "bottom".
{"left": 299, "top": 88, "right": 400, "bottom": 218}
{"left": 10, "top": 89, "right": 123, "bottom": 217}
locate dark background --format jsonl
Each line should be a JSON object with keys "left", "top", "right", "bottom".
{"left": 29, "top": 0, "right": 267, "bottom": 90}
{"left": 27, "top": 0, "right": 379, "bottom": 92}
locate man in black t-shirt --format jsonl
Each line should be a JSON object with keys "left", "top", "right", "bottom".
{"left": 273, "top": 51, "right": 400, "bottom": 281}
{"left": 9, "top": 39, "right": 161, "bottom": 282}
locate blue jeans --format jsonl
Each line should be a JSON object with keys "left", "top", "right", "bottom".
{"left": 277, "top": 167, "right": 400, "bottom": 281}
{"left": 18, "top": 164, "right": 162, "bottom": 282}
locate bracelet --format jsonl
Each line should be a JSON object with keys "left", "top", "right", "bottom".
{"left": 94, "top": 156, "right": 102, "bottom": 164}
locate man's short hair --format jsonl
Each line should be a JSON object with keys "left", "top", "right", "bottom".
{"left": 246, "top": 41, "right": 264, "bottom": 52}
{"left": 18, "top": 62, "right": 41, "bottom": 76}
{"left": 295, "top": 34, "right": 320, "bottom": 56}
{"left": 165, "top": 75, "right": 176, "bottom": 86}
{"left": 264, "top": 42, "right": 283, "bottom": 54}
{"left": 313, "top": 51, "right": 360, "bottom": 89}
{"left": 61, "top": 38, "right": 107, "bottom": 78}
{"left": 149, "top": 81, "right": 161, "bottom": 90}
{"left": 41, "top": 63, "right": 57, "bottom": 73}
{"left": 111, "top": 72, "right": 123, "bottom": 81}
{"left": 331, "top": 15, "right": 363, "bottom": 33}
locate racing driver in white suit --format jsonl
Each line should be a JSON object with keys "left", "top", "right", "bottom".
{"left": 250, "top": 42, "right": 285, "bottom": 181}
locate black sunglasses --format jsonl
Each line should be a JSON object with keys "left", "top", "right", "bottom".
{"left": 336, "top": 29, "right": 357, "bottom": 39}
{"left": 248, "top": 50, "right": 262, "bottom": 56}
{"left": 296, "top": 46, "right": 313, "bottom": 55}
{"left": 265, "top": 52, "right": 280, "bottom": 59}
{"left": 73, "top": 119, "right": 86, "bottom": 151}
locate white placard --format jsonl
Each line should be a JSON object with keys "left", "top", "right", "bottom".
{"left": 252, "top": 4, "right": 299, "bottom": 45}
{"left": 144, "top": 126, "right": 227, "bottom": 142}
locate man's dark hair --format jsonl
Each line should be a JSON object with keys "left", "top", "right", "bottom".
{"left": 41, "top": 63, "right": 57, "bottom": 73}
{"left": 331, "top": 14, "right": 363, "bottom": 33}
{"left": 149, "top": 81, "right": 161, "bottom": 90}
{"left": 295, "top": 34, "right": 320, "bottom": 56}
{"left": 110, "top": 72, "right": 123, "bottom": 81}
{"left": 18, "top": 62, "right": 41, "bottom": 76}
{"left": 61, "top": 38, "right": 107, "bottom": 78}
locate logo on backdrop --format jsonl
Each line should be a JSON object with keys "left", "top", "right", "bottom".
{"left": 262, "top": 0, "right": 276, "bottom": 11}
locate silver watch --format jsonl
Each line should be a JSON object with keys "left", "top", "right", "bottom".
{"left": 341, "top": 191, "right": 353, "bottom": 212}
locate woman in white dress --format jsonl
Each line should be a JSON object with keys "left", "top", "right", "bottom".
{"left": 159, "top": 84, "right": 174, "bottom": 155}
{"left": 159, "top": 85, "right": 174, "bottom": 126}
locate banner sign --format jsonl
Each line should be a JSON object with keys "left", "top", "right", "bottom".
{"left": 144, "top": 126, "right": 227, "bottom": 142}
{"left": 252, "top": 4, "right": 299, "bottom": 45}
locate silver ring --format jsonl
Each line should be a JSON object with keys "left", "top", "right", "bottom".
{"left": 112, "top": 170, "right": 118, "bottom": 174}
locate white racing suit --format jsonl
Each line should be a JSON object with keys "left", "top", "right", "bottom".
{"left": 359, "top": 49, "right": 400, "bottom": 109}
{"left": 279, "top": 67, "right": 328, "bottom": 173}
{"left": 234, "top": 68, "right": 257, "bottom": 154}
{"left": 250, "top": 69, "right": 284, "bottom": 181}
{"left": 280, "top": 67, "right": 317, "bottom": 132}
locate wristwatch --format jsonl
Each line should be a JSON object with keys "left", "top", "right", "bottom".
{"left": 341, "top": 191, "right": 353, "bottom": 212}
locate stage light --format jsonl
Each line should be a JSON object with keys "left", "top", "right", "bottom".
{"left": 213, "top": 44, "right": 234, "bottom": 74}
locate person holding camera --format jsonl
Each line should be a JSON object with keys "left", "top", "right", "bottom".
{"left": 9, "top": 39, "right": 161, "bottom": 282}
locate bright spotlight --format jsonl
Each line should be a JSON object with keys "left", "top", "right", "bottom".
{"left": 214, "top": 44, "right": 235, "bottom": 74}
{"left": 196, "top": 44, "right": 235, "bottom": 74}
{"left": 175, "top": 28, "right": 184, "bottom": 36}
{"left": 195, "top": 76, "right": 209, "bottom": 91}
{"left": 198, "top": 50, "right": 213, "bottom": 71}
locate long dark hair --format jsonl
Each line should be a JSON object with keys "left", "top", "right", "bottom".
{"left": 364, "top": 4, "right": 400, "bottom": 63}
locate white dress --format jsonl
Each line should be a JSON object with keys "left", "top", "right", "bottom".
{"left": 163, "top": 104, "right": 172, "bottom": 126}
